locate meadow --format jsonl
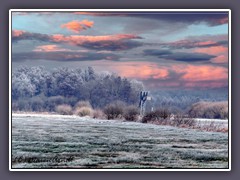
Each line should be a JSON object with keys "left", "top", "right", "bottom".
{"left": 11, "top": 114, "right": 228, "bottom": 169}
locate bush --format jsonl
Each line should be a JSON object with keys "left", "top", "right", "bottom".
{"left": 188, "top": 101, "right": 228, "bottom": 119}
{"left": 123, "top": 105, "right": 139, "bottom": 121}
{"left": 93, "top": 109, "right": 105, "bottom": 119}
{"left": 74, "top": 106, "right": 93, "bottom": 117}
{"left": 142, "top": 108, "right": 170, "bottom": 123}
{"left": 172, "top": 113, "right": 196, "bottom": 127}
{"left": 103, "top": 101, "right": 125, "bottom": 120}
{"left": 55, "top": 104, "right": 73, "bottom": 115}
{"left": 197, "top": 121, "right": 228, "bottom": 133}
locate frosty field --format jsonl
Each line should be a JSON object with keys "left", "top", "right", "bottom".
{"left": 11, "top": 114, "right": 229, "bottom": 169}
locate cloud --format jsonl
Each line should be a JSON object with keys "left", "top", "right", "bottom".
{"left": 80, "top": 40, "right": 142, "bottom": 51}
{"left": 33, "top": 44, "right": 89, "bottom": 53}
{"left": 33, "top": 45, "right": 69, "bottom": 52}
{"left": 194, "top": 46, "right": 227, "bottom": 55}
{"left": 173, "top": 64, "right": 228, "bottom": 81}
{"left": 113, "top": 62, "right": 169, "bottom": 80}
{"left": 92, "top": 61, "right": 228, "bottom": 89}
{"left": 12, "top": 51, "right": 120, "bottom": 62}
{"left": 61, "top": 20, "right": 94, "bottom": 33}
{"left": 160, "top": 39, "right": 228, "bottom": 49}
{"left": 50, "top": 34, "right": 141, "bottom": 43}
{"left": 211, "top": 55, "right": 227, "bottom": 64}
{"left": 164, "top": 52, "right": 216, "bottom": 62}
{"left": 12, "top": 30, "right": 50, "bottom": 42}
{"left": 141, "top": 63, "right": 228, "bottom": 88}
{"left": 157, "top": 35, "right": 228, "bottom": 64}
{"left": 73, "top": 11, "right": 228, "bottom": 26}
{"left": 144, "top": 49, "right": 216, "bottom": 62}
{"left": 194, "top": 46, "right": 228, "bottom": 64}
{"left": 12, "top": 30, "right": 143, "bottom": 51}
{"left": 50, "top": 33, "right": 143, "bottom": 51}
{"left": 143, "top": 49, "right": 172, "bottom": 56}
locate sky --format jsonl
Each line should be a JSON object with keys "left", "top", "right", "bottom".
{"left": 11, "top": 11, "right": 229, "bottom": 90}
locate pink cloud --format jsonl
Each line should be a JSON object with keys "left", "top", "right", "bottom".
{"left": 93, "top": 61, "right": 228, "bottom": 89}
{"left": 50, "top": 34, "right": 142, "bottom": 50}
{"left": 61, "top": 20, "right": 94, "bottom": 33}
{"left": 124, "top": 63, "right": 227, "bottom": 88}
{"left": 107, "top": 62, "right": 169, "bottom": 80}
{"left": 12, "top": 30, "right": 25, "bottom": 37}
{"left": 51, "top": 34, "right": 140, "bottom": 43}
{"left": 33, "top": 44, "right": 89, "bottom": 53}
{"left": 194, "top": 46, "right": 228, "bottom": 63}
{"left": 194, "top": 46, "right": 227, "bottom": 55}
{"left": 197, "top": 41, "right": 217, "bottom": 46}
{"left": 211, "top": 55, "right": 227, "bottom": 63}
{"left": 173, "top": 64, "right": 228, "bottom": 81}
{"left": 33, "top": 45, "right": 66, "bottom": 52}
{"left": 214, "top": 17, "right": 228, "bottom": 25}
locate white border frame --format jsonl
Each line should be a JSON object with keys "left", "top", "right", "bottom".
{"left": 9, "top": 9, "right": 231, "bottom": 171}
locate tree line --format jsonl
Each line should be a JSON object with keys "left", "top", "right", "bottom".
{"left": 12, "top": 66, "right": 144, "bottom": 111}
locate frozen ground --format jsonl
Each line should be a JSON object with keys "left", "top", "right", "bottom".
{"left": 11, "top": 114, "right": 229, "bottom": 169}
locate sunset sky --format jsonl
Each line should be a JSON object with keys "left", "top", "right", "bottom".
{"left": 11, "top": 11, "right": 229, "bottom": 90}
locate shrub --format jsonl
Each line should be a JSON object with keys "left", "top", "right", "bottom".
{"left": 103, "top": 101, "right": 125, "bottom": 120}
{"left": 93, "top": 109, "right": 105, "bottom": 119}
{"left": 172, "top": 113, "right": 196, "bottom": 127}
{"left": 158, "top": 108, "right": 171, "bottom": 119}
{"left": 188, "top": 101, "right": 228, "bottom": 119}
{"left": 74, "top": 106, "right": 93, "bottom": 117}
{"left": 142, "top": 108, "right": 170, "bottom": 123}
{"left": 123, "top": 105, "right": 139, "bottom": 121}
{"left": 142, "top": 111, "right": 159, "bottom": 123}
{"left": 194, "top": 121, "right": 228, "bottom": 133}
{"left": 55, "top": 104, "right": 73, "bottom": 115}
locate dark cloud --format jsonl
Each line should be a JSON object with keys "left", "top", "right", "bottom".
{"left": 74, "top": 12, "right": 228, "bottom": 26}
{"left": 160, "top": 39, "right": 228, "bottom": 49}
{"left": 135, "top": 13, "right": 228, "bottom": 26}
{"left": 12, "top": 51, "right": 120, "bottom": 62}
{"left": 12, "top": 30, "right": 143, "bottom": 51}
{"left": 12, "top": 30, "right": 50, "bottom": 43}
{"left": 164, "top": 52, "right": 216, "bottom": 62}
{"left": 81, "top": 40, "right": 143, "bottom": 51}
{"left": 143, "top": 49, "right": 172, "bottom": 56}
{"left": 144, "top": 49, "right": 216, "bottom": 62}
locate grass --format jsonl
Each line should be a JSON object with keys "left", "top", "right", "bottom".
{"left": 11, "top": 114, "right": 228, "bottom": 169}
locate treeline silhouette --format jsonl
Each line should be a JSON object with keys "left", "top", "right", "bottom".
{"left": 12, "top": 66, "right": 144, "bottom": 111}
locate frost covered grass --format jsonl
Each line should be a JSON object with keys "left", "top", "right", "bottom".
{"left": 11, "top": 114, "right": 228, "bottom": 169}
